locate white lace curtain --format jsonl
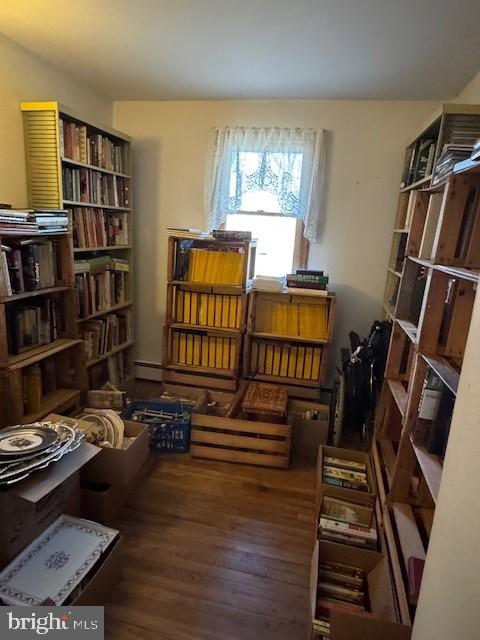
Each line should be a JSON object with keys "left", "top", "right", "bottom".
{"left": 205, "top": 126, "right": 326, "bottom": 242}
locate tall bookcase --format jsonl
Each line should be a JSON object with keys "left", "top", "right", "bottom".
{"left": 374, "top": 109, "right": 480, "bottom": 625}
{"left": 163, "top": 234, "right": 256, "bottom": 391}
{"left": 20, "top": 102, "right": 134, "bottom": 389}
{"left": 0, "top": 227, "right": 86, "bottom": 426}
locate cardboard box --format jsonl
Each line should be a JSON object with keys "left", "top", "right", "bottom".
{"left": 81, "top": 482, "right": 125, "bottom": 525}
{"left": 288, "top": 399, "right": 329, "bottom": 464}
{"left": 82, "top": 420, "right": 149, "bottom": 487}
{"left": 309, "top": 540, "right": 398, "bottom": 638}
{"left": 0, "top": 442, "right": 99, "bottom": 568}
{"left": 72, "top": 536, "right": 123, "bottom": 605}
{"left": 329, "top": 611, "right": 411, "bottom": 640}
{"left": 316, "top": 445, "right": 376, "bottom": 504}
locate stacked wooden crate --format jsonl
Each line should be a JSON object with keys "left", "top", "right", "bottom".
{"left": 162, "top": 234, "right": 256, "bottom": 390}
{"left": 243, "top": 289, "right": 336, "bottom": 398}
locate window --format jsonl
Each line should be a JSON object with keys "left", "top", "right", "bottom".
{"left": 205, "top": 127, "right": 327, "bottom": 266}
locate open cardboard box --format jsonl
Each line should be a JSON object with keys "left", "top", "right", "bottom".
{"left": 313, "top": 483, "right": 377, "bottom": 548}
{"left": 46, "top": 414, "right": 150, "bottom": 487}
{"left": 309, "top": 539, "right": 398, "bottom": 638}
{"left": 316, "top": 445, "right": 376, "bottom": 506}
{"left": 287, "top": 399, "right": 329, "bottom": 465}
{"left": 0, "top": 442, "right": 99, "bottom": 568}
{"left": 195, "top": 389, "right": 241, "bottom": 417}
{"left": 329, "top": 611, "right": 411, "bottom": 640}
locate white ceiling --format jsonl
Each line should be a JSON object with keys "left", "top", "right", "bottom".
{"left": 1, "top": 0, "right": 479, "bottom": 101}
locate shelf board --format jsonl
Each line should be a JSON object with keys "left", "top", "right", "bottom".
{"left": 0, "top": 285, "right": 71, "bottom": 304}
{"left": 73, "top": 245, "right": 132, "bottom": 253}
{"left": 409, "top": 256, "right": 433, "bottom": 269}
{"left": 164, "top": 362, "right": 236, "bottom": 377}
{"left": 383, "top": 301, "right": 396, "bottom": 319}
{"left": 391, "top": 502, "right": 426, "bottom": 567}
{"left": 244, "top": 371, "right": 321, "bottom": 388}
{"left": 61, "top": 156, "right": 130, "bottom": 179}
{"left": 78, "top": 300, "right": 132, "bottom": 322}
{"left": 422, "top": 354, "right": 460, "bottom": 395}
{"left": 251, "top": 331, "right": 329, "bottom": 345}
{"left": 169, "top": 280, "right": 246, "bottom": 294}
{"left": 453, "top": 157, "right": 480, "bottom": 176}
{"left": 21, "top": 388, "right": 82, "bottom": 424}
{"left": 378, "top": 438, "right": 397, "bottom": 489}
{"left": 86, "top": 340, "right": 134, "bottom": 368}
{"left": 387, "top": 378, "right": 408, "bottom": 417}
{"left": 63, "top": 200, "right": 131, "bottom": 211}
{"left": 8, "top": 338, "right": 83, "bottom": 370}
{"left": 169, "top": 323, "right": 241, "bottom": 335}
{"left": 388, "top": 268, "right": 403, "bottom": 278}
{"left": 409, "top": 435, "right": 442, "bottom": 504}
{"left": 409, "top": 257, "right": 480, "bottom": 283}
{"left": 400, "top": 175, "right": 432, "bottom": 193}
{"left": 393, "top": 228, "right": 409, "bottom": 234}
{"left": 0, "top": 230, "right": 69, "bottom": 238}
{"left": 397, "top": 319, "right": 418, "bottom": 345}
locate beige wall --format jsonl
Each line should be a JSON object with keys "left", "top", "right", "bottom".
{"left": 453, "top": 71, "right": 480, "bottom": 103}
{"left": 113, "top": 99, "right": 436, "bottom": 375}
{"left": 0, "top": 34, "right": 112, "bottom": 208}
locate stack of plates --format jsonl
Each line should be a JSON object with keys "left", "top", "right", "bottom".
{"left": 78, "top": 409, "right": 124, "bottom": 448}
{"left": 0, "top": 421, "right": 84, "bottom": 487}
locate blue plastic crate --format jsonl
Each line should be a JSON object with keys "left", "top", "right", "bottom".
{"left": 122, "top": 400, "right": 193, "bottom": 453}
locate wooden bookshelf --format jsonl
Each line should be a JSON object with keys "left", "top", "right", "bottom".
{"left": 163, "top": 234, "right": 256, "bottom": 390}
{"left": 21, "top": 101, "right": 134, "bottom": 389}
{"left": 374, "top": 116, "right": 480, "bottom": 624}
{"left": 243, "top": 289, "right": 336, "bottom": 392}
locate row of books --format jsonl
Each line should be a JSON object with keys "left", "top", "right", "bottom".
{"left": 71, "top": 208, "right": 129, "bottom": 249}
{"left": 314, "top": 559, "right": 369, "bottom": 639}
{"left": 402, "top": 138, "right": 436, "bottom": 187}
{"left": 319, "top": 494, "right": 377, "bottom": 550}
{"left": 175, "top": 291, "right": 243, "bottom": 329}
{"left": 74, "top": 255, "right": 130, "bottom": 274}
{"left": 171, "top": 330, "right": 238, "bottom": 370}
{"left": 60, "top": 119, "right": 126, "bottom": 174}
{"left": 6, "top": 298, "right": 61, "bottom": 356}
{"left": 255, "top": 299, "right": 329, "bottom": 340}
{"left": 175, "top": 245, "right": 245, "bottom": 285}
{"left": 89, "top": 350, "right": 129, "bottom": 389}
{"left": 62, "top": 167, "right": 130, "bottom": 208}
{"left": 412, "top": 370, "right": 454, "bottom": 458}
{"left": 250, "top": 340, "right": 323, "bottom": 381}
{"left": 0, "top": 241, "right": 58, "bottom": 296}
{"left": 81, "top": 311, "right": 132, "bottom": 362}
{"left": 75, "top": 271, "right": 128, "bottom": 319}
{"left": 322, "top": 456, "right": 370, "bottom": 493}
{"left": 0, "top": 208, "right": 68, "bottom": 235}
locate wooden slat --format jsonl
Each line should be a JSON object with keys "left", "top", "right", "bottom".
{"left": 191, "top": 430, "right": 290, "bottom": 454}
{"left": 409, "top": 435, "right": 442, "bottom": 504}
{"left": 190, "top": 445, "right": 288, "bottom": 468}
{"left": 387, "top": 379, "right": 408, "bottom": 417}
{"left": 8, "top": 338, "right": 83, "bottom": 370}
{"left": 192, "top": 414, "right": 291, "bottom": 437}
{"left": 162, "top": 369, "right": 238, "bottom": 391}
{"left": 391, "top": 503, "right": 426, "bottom": 567}
{"left": 379, "top": 439, "right": 397, "bottom": 489}
{"left": 382, "top": 505, "right": 412, "bottom": 625}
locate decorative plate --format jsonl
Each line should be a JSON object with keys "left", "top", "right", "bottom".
{"left": 79, "top": 414, "right": 107, "bottom": 445}
{"left": 0, "top": 515, "right": 118, "bottom": 605}
{"left": 0, "top": 426, "right": 58, "bottom": 457}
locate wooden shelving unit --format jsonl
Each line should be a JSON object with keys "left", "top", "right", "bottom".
{"left": 243, "top": 289, "right": 336, "bottom": 396}
{"left": 374, "top": 113, "right": 480, "bottom": 625}
{"left": 20, "top": 101, "right": 134, "bottom": 389}
{"left": 162, "top": 234, "right": 256, "bottom": 391}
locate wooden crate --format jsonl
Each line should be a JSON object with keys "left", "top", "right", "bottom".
{"left": 190, "top": 413, "right": 291, "bottom": 468}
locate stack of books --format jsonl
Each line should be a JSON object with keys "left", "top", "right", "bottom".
{"left": 314, "top": 559, "right": 370, "bottom": 638}
{"left": 251, "top": 275, "right": 287, "bottom": 292}
{"left": 71, "top": 208, "right": 128, "bottom": 248}
{"left": 6, "top": 298, "right": 60, "bottom": 355}
{"left": 319, "top": 495, "right": 377, "bottom": 550}
{"left": 0, "top": 209, "right": 38, "bottom": 234}
{"left": 0, "top": 240, "right": 57, "bottom": 296}
{"left": 433, "top": 144, "right": 474, "bottom": 185}
{"left": 212, "top": 230, "right": 252, "bottom": 241}
{"left": 255, "top": 297, "right": 328, "bottom": 339}
{"left": 62, "top": 167, "right": 130, "bottom": 207}
{"left": 322, "top": 456, "right": 369, "bottom": 492}
{"left": 60, "top": 119, "right": 126, "bottom": 173}
{"left": 34, "top": 210, "right": 69, "bottom": 234}
{"left": 175, "top": 290, "right": 242, "bottom": 328}
{"left": 167, "top": 227, "right": 210, "bottom": 239}
{"left": 286, "top": 270, "right": 329, "bottom": 295}
{"left": 81, "top": 310, "right": 132, "bottom": 362}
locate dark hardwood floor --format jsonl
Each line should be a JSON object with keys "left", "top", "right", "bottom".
{"left": 104, "top": 453, "right": 316, "bottom": 640}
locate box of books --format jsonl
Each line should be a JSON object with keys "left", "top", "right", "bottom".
{"left": 329, "top": 611, "right": 411, "bottom": 640}
{"left": 314, "top": 484, "right": 377, "bottom": 551}
{"left": 316, "top": 445, "right": 376, "bottom": 505}
{"left": 309, "top": 540, "right": 398, "bottom": 639}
